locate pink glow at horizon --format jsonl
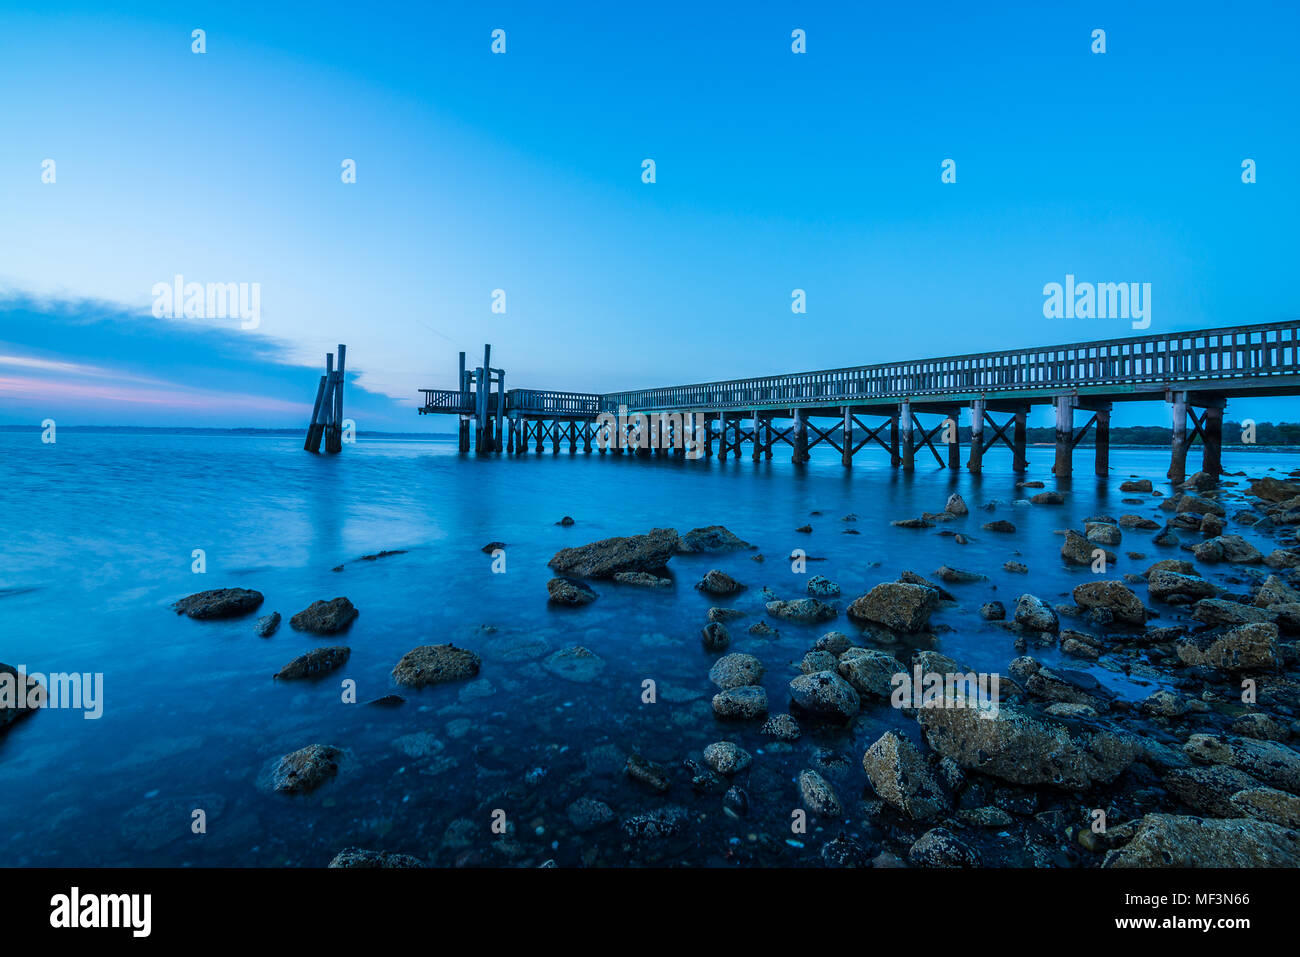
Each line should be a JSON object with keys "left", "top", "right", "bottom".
{"left": 0, "top": 375, "right": 306, "bottom": 414}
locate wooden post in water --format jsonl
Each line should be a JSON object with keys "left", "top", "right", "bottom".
{"left": 306, "top": 352, "right": 335, "bottom": 453}
{"left": 1095, "top": 404, "right": 1111, "bottom": 476}
{"left": 458, "top": 352, "right": 470, "bottom": 453}
{"left": 889, "top": 412, "right": 900, "bottom": 466}
{"left": 304, "top": 374, "right": 327, "bottom": 451}
{"left": 752, "top": 411, "right": 763, "bottom": 461}
{"left": 946, "top": 407, "right": 960, "bottom": 470}
{"left": 1052, "top": 395, "right": 1073, "bottom": 477}
{"left": 900, "top": 401, "right": 914, "bottom": 471}
{"left": 1201, "top": 401, "right": 1224, "bottom": 476}
{"left": 1168, "top": 391, "right": 1188, "bottom": 484}
{"left": 324, "top": 344, "right": 346, "bottom": 453}
{"left": 841, "top": 407, "right": 853, "bottom": 468}
{"left": 968, "top": 400, "right": 985, "bottom": 473}
{"left": 494, "top": 369, "right": 505, "bottom": 453}
{"left": 792, "top": 409, "right": 808, "bottom": 464}
{"left": 1013, "top": 410, "right": 1028, "bottom": 472}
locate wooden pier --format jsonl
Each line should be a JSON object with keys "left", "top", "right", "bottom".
{"left": 418, "top": 321, "right": 1300, "bottom": 483}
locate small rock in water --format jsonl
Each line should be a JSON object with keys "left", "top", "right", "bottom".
{"left": 979, "top": 601, "right": 1006, "bottom": 621}
{"left": 274, "top": 646, "right": 351, "bottom": 680}
{"left": 708, "top": 652, "right": 764, "bottom": 689}
{"left": 702, "top": 741, "right": 752, "bottom": 775}
{"left": 272, "top": 744, "right": 342, "bottom": 793}
{"left": 798, "top": 769, "right": 843, "bottom": 817}
{"left": 945, "top": 493, "right": 969, "bottom": 516}
{"left": 547, "top": 577, "right": 597, "bottom": 605}
{"left": 806, "top": 575, "right": 841, "bottom": 597}
{"left": 761, "top": 713, "right": 802, "bottom": 741}
{"left": 625, "top": 753, "right": 672, "bottom": 793}
{"left": 556, "top": 516, "right": 575, "bottom": 526}
{"left": 328, "top": 848, "right": 423, "bottom": 868}
{"left": 712, "top": 686, "right": 769, "bottom": 720}
{"left": 392, "top": 644, "right": 482, "bottom": 687}
{"left": 543, "top": 646, "right": 605, "bottom": 682}
{"left": 696, "top": 569, "right": 745, "bottom": 595}
{"left": 909, "top": 827, "right": 981, "bottom": 867}
{"left": 174, "top": 588, "right": 264, "bottom": 620}
{"left": 701, "top": 622, "right": 731, "bottom": 651}
{"left": 481, "top": 541, "right": 506, "bottom": 553}
{"left": 255, "top": 612, "right": 281, "bottom": 637}
{"left": 290, "top": 597, "right": 358, "bottom": 634}
{"left": 367, "top": 694, "right": 405, "bottom": 707}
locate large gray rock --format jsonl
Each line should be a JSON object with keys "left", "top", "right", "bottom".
{"left": 1147, "top": 570, "right": 1217, "bottom": 602}
{"left": 836, "top": 648, "right": 907, "bottom": 698}
{"left": 272, "top": 744, "right": 343, "bottom": 793}
{"left": 765, "top": 598, "right": 837, "bottom": 623}
{"left": 1103, "top": 814, "right": 1300, "bottom": 867}
{"left": 918, "top": 700, "right": 1138, "bottom": 789}
{"left": 547, "top": 528, "right": 680, "bottom": 578}
{"left": 798, "top": 769, "right": 843, "bottom": 816}
{"left": 1190, "top": 599, "right": 1276, "bottom": 627}
{"left": 1013, "top": 594, "right": 1059, "bottom": 632}
{"left": 1183, "top": 734, "right": 1300, "bottom": 793}
{"left": 788, "top": 670, "right": 861, "bottom": 722}
{"left": 391, "top": 644, "right": 481, "bottom": 688}
{"left": 862, "top": 730, "right": 949, "bottom": 820}
{"left": 1176, "top": 623, "right": 1282, "bottom": 672}
{"left": 711, "top": 686, "right": 769, "bottom": 720}
{"left": 708, "top": 652, "right": 765, "bottom": 689}
{"left": 290, "top": 597, "right": 358, "bottom": 634}
{"left": 846, "top": 582, "right": 938, "bottom": 633}
{"left": 274, "top": 646, "right": 351, "bottom": 681}
{"left": 1072, "top": 581, "right": 1145, "bottom": 625}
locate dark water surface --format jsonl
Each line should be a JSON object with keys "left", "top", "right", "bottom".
{"left": 1, "top": 431, "right": 1294, "bottom": 866}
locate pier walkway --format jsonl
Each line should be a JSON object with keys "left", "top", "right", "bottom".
{"left": 418, "top": 321, "right": 1300, "bottom": 483}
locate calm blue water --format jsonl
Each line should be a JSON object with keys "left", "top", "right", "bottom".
{"left": 1, "top": 431, "right": 1294, "bottom": 866}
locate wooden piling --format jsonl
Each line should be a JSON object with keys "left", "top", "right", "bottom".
{"left": 889, "top": 413, "right": 900, "bottom": 467}
{"left": 900, "top": 401, "right": 914, "bottom": 471}
{"left": 1013, "top": 410, "right": 1028, "bottom": 472}
{"left": 752, "top": 412, "right": 763, "bottom": 461}
{"left": 1053, "top": 395, "right": 1073, "bottom": 477}
{"left": 946, "top": 408, "right": 960, "bottom": 470}
{"left": 968, "top": 400, "right": 985, "bottom": 473}
{"left": 1095, "top": 406, "right": 1110, "bottom": 476}
{"left": 1168, "top": 391, "right": 1188, "bottom": 484}
{"left": 792, "top": 409, "right": 808, "bottom": 464}
{"left": 1202, "top": 404, "right": 1223, "bottom": 475}
{"left": 841, "top": 408, "right": 853, "bottom": 467}
{"left": 304, "top": 375, "right": 328, "bottom": 452}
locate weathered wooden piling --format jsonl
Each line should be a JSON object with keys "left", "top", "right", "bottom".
{"left": 900, "top": 401, "right": 914, "bottom": 471}
{"left": 968, "top": 400, "right": 985, "bottom": 473}
{"left": 1202, "top": 402, "right": 1224, "bottom": 475}
{"left": 1168, "top": 390, "right": 1188, "bottom": 484}
{"left": 1053, "top": 395, "right": 1074, "bottom": 477}
{"left": 303, "top": 347, "right": 347, "bottom": 454}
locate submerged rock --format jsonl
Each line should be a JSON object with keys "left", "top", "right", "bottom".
{"left": 806, "top": 575, "right": 841, "bottom": 597}
{"left": 677, "top": 526, "right": 754, "bottom": 552}
{"left": 392, "top": 644, "right": 482, "bottom": 688}
{"left": 547, "top": 577, "right": 597, "bottom": 605}
{"left": 547, "top": 528, "right": 679, "bottom": 578}
{"left": 173, "top": 587, "right": 264, "bottom": 620}
{"left": 0, "top": 663, "right": 43, "bottom": 730}
{"left": 613, "top": 571, "right": 672, "bottom": 588}
{"left": 761, "top": 713, "right": 801, "bottom": 741}
{"left": 711, "top": 685, "right": 769, "bottom": 720}
{"left": 272, "top": 744, "right": 342, "bottom": 793}
{"left": 701, "top": 622, "right": 731, "bottom": 651}
{"left": 625, "top": 753, "right": 671, "bottom": 793}
{"left": 702, "top": 741, "right": 752, "bottom": 775}
{"left": 274, "top": 646, "right": 350, "bottom": 680}
{"left": 543, "top": 646, "right": 605, "bottom": 682}
{"left": 290, "top": 597, "right": 358, "bottom": 634}
{"left": 909, "top": 827, "right": 980, "bottom": 867}
{"left": 328, "top": 848, "right": 423, "bottom": 868}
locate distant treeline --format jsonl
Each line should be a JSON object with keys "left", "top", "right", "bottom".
{"left": 1019, "top": 421, "right": 1300, "bottom": 446}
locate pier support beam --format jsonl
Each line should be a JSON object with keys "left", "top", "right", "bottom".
{"left": 1094, "top": 406, "right": 1110, "bottom": 476}
{"left": 900, "top": 401, "right": 914, "bottom": 471}
{"left": 752, "top": 412, "right": 763, "bottom": 461}
{"left": 1053, "top": 395, "right": 1076, "bottom": 477}
{"left": 890, "top": 413, "right": 900, "bottom": 466}
{"left": 842, "top": 407, "right": 853, "bottom": 468}
{"left": 1202, "top": 403, "right": 1224, "bottom": 476}
{"left": 792, "top": 409, "right": 809, "bottom": 464}
{"left": 1169, "top": 391, "right": 1188, "bottom": 484}
{"left": 968, "top": 400, "right": 985, "bottom": 473}
{"left": 1013, "top": 410, "right": 1028, "bottom": 472}
{"left": 945, "top": 408, "right": 960, "bottom": 470}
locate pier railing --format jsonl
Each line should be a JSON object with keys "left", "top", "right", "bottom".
{"left": 602, "top": 321, "right": 1300, "bottom": 411}
{"left": 418, "top": 389, "right": 504, "bottom": 415}
{"left": 507, "top": 389, "right": 604, "bottom": 416}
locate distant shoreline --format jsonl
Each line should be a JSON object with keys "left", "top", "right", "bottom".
{"left": 4, "top": 423, "right": 1299, "bottom": 448}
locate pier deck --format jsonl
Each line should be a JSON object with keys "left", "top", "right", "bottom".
{"left": 419, "top": 321, "right": 1300, "bottom": 482}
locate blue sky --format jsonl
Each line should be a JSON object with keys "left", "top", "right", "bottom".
{"left": 1, "top": 0, "right": 1298, "bottom": 429}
